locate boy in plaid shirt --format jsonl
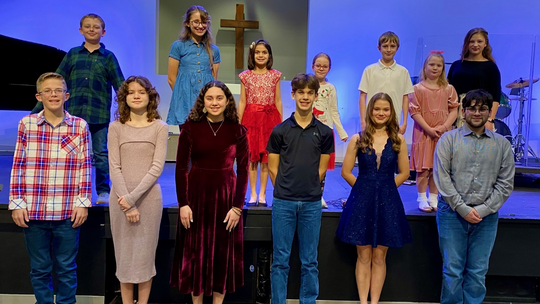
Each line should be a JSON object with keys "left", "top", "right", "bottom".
{"left": 10, "top": 72, "right": 92, "bottom": 304}
{"left": 34, "top": 13, "right": 124, "bottom": 203}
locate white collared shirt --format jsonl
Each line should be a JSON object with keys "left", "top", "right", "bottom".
{"left": 358, "top": 59, "right": 414, "bottom": 123}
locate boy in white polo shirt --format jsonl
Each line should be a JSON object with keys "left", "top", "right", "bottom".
{"left": 358, "top": 31, "right": 414, "bottom": 134}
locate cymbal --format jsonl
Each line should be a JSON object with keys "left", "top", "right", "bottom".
{"left": 505, "top": 78, "right": 539, "bottom": 89}
{"left": 508, "top": 96, "right": 537, "bottom": 101}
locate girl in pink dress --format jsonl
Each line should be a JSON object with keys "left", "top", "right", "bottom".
{"left": 238, "top": 39, "right": 283, "bottom": 207}
{"left": 409, "top": 53, "right": 459, "bottom": 212}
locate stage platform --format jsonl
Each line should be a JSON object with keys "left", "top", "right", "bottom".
{"left": 1, "top": 155, "right": 540, "bottom": 303}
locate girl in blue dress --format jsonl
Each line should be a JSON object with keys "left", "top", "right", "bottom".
{"left": 167, "top": 5, "right": 221, "bottom": 125}
{"left": 336, "top": 92, "right": 411, "bottom": 304}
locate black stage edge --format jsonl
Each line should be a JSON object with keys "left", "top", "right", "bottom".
{"left": 1, "top": 205, "right": 540, "bottom": 303}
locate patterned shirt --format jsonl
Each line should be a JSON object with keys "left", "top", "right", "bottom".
{"left": 238, "top": 69, "right": 281, "bottom": 106}
{"left": 433, "top": 124, "right": 515, "bottom": 218}
{"left": 56, "top": 42, "right": 124, "bottom": 124}
{"left": 9, "top": 111, "right": 92, "bottom": 220}
{"left": 313, "top": 82, "right": 348, "bottom": 140}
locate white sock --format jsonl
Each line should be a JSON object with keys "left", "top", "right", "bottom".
{"left": 428, "top": 193, "right": 438, "bottom": 204}
{"left": 417, "top": 192, "right": 427, "bottom": 201}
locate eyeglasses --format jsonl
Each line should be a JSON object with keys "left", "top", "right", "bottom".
{"left": 314, "top": 64, "right": 329, "bottom": 70}
{"left": 39, "top": 89, "right": 66, "bottom": 96}
{"left": 190, "top": 20, "right": 208, "bottom": 28}
{"left": 466, "top": 106, "right": 490, "bottom": 113}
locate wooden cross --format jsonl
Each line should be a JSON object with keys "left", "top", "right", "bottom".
{"left": 220, "top": 4, "right": 259, "bottom": 69}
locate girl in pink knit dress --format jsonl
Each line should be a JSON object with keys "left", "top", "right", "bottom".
{"left": 409, "top": 53, "right": 459, "bottom": 212}
{"left": 238, "top": 39, "right": 283, "bottom": 207}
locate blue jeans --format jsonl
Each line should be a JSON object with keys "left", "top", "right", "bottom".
{"left": 271, "top": 198, "right": 322, "bottom": 304}
{"left": 23, "top": 219, "right": 80, "bottom": 304}
{"left": 89, "top": 123, "right": 110, "bottom": 194}
{"left": 437, "top": 198, "right": 498, "bottom": 304}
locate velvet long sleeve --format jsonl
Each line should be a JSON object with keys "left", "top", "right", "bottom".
{"left": 234, "top": 126, "right": 249, "bottom": 209}
{"left": 171, "top": 119, "right": 246, "bottom": 295}
{"left": 175, "top": 125, "right": 192, "bottom": 207}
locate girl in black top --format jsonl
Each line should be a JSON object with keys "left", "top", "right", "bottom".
{"left": 447, "top": 28, "right": 501, "bottom": 130}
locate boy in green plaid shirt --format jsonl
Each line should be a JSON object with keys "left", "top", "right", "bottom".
{"left": 34, "top": 13, "right": 124, "bottom": 203}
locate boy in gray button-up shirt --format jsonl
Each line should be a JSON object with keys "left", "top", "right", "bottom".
{"left": 434, "top": 89, "right": 514, "bottom": 304}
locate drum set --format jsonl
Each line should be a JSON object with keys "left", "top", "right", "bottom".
{"left": 496, "top": 77, "right": 539, "bottom": 162}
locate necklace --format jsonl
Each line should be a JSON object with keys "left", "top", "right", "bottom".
{"left": 207, "top": 119, "right": 225, "bottom": 136}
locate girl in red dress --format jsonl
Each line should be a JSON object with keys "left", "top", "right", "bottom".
{"left": 238, "top": 39, "right": 283, "bottom": 207}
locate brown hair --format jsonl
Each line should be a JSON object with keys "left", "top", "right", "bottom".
{"left": 247, "top": 39, "right": 273, "bottom": 70}
{"left": 114, "top": 76, "right": 161, "bottom": 124}
{"left": 312, "top": 52, "right": 332, "bottom": 68}
{"left": 421, "top": 53, "right": 449, "bottom": 87}
{"left": 357, "top": 93, "right": 401, "bottom": 154}
{"left": 312, "top": 52, "right": 332, "bottom": 82}
{"left": 80, "top": 13, "right": 105, "bottom": 29}
{"left": 187, "top": 81, "right": 239, "bottom": 123}
{"left": 179, "top": 5, "right": 215, "bottom": 67}
{"left": 460, "top": 28, "right": 495, "bottom": 62}
{"left": 36, "top": 72, "right": 66, "bottom": 93}
{"left": 291, "top": 73, "right": 320, "bottom": 94}
{"left": 378, "top": 31, "right": 400, "bottom": 48}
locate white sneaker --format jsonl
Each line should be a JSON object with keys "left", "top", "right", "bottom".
{"left": 96, "top": 193, "right": 110, "bottom": 204}
{"left": 321, "top": 197, "right": 328, "bottom": 209}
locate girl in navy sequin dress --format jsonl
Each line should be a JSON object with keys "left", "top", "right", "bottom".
{"left": 336, "top": 93, "right": 411, "bottom": 304}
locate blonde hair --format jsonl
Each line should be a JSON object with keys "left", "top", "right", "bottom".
{"left": 36, "top": 72, "right": 66, "bottom": 93}
{"left": 421, "top": 53, "right": 448, "bottom": 87}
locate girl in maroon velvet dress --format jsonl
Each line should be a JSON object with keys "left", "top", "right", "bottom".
{"left": 171, "top": 81, "right": 249, "bottom": 304}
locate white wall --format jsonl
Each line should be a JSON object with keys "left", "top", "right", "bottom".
{"left": 1, "top": 0, "right": 540, "bottom": 160}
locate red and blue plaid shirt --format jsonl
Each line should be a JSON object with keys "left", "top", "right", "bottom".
{"left": 9, "top": 111, "right": 92, "bottom": 220}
